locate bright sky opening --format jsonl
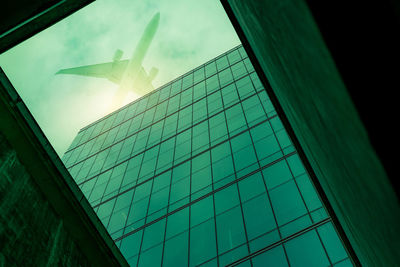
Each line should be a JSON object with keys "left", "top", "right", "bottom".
{"left": 0, "top": 0, "right": 240, "bottom": 157}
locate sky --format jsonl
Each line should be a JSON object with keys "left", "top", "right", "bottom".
{"left": 0, "top": 0, "right": 240, "bottom": 157}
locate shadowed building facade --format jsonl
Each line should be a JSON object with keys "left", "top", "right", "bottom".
{"left": 62, "top": 45, "right": 354, "bottom": 266}
{"left": 0, "top": 68, "right": 128, "bottom": 267}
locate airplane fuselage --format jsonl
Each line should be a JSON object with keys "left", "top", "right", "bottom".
{"left": 109, "top": 12, "right": 160, "bottom": 111}
{"left": 120, "top": 12, "right": 160, "bottom": 94}
{"left": 56, "top": 12, "right": 160, "bottom": 113}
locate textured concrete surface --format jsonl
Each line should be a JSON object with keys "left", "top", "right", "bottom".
{"left": 223, "top": 0, "right": 400, "bottom": 265}
{"left": 0, "top": 0, "right": 94, "bottom": 53}
{"left": 0, "top": 69, "right": 128, "bottom": 266}
{"left": 0, "top": 133, "right": 90, "bottom": 267}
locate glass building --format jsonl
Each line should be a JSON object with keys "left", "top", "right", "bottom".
{"left": 62, "top": 45, "right": 353, "bottom": 266}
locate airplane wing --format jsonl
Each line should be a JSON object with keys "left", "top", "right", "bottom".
{"left": 56, "top": 60, "right": 129, "bottom": 84}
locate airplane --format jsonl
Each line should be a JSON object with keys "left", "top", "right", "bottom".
{"left": 56, "top": 12, "right": 160, "bottom": 112}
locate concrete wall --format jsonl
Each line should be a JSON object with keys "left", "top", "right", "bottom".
{"left": 0, "top": 0, "right": 94, "bottom": 53}
{"left": 0, "top": 133, "right": 90, "bottom": 267}
{"left": 0, "top": 68, "right": 128, "bottom": 267}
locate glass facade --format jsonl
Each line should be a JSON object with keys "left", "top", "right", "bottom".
{"left": 62, "top": 45, "right": 353, "bottom": 266}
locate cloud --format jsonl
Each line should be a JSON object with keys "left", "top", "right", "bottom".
{"left": 0, "top": 0, "right": 240, "bottom": 157}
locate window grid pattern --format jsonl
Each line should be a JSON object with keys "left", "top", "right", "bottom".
{"left": 63, "top": 45, "right": 353, "bottom": 267}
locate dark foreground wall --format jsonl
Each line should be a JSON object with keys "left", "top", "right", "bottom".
{"left": 0, "top": 0, "right": 94, "bottom": 53}
{"left": 0, "top": 69, "right": 128, "bottom": 266}
{"left": 0, "top": 133, "right": 89, "bottom": 266}
{"left": 222, "top": 0, "right": 400, "bottom": 265}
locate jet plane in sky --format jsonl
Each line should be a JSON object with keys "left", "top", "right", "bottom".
{"left": 56, "top": 12, "right": 160, "bottom": 112}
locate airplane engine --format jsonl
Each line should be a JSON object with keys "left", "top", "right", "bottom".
{"left": 113, "top": 49, "right": 123, "bottom": 61}
{"left": 149, "top": 67, "right": 158, "bottom": 81}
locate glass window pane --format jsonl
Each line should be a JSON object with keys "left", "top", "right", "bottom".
{"left": 280, "top": 215, "right": 312, "bottom": 238}
{"left": 193, "top": 81, "right": 206, "bottom": 100}
{"left": 209, "top": 113, "right": 227, "bottom": 145}
{"left": 152, "top": 171, "right": 171, "bottom": 192}
{"left": 227, "top": 49, "right": 241, "bottom": 65}
{"left": 269, "top": 180, "right": 307, "bottom": 226}
{"left": 235, "top": 76, "right": 254, "bottom": 99}
{"left": 222, "top": 83, "right": 239, "bottom": 107}
{"left": 262, "top": 160, "right": 293, "bottom": 190}
{"left": 253, "top": 130, "right": 281, "bottom": 164}
{"left": 114, "top": 190, "right": 134, "bottom": 211}
{"left": 317, "top": 222, "right": 348, "bottom": 264}
{"left": 219, "top": 244, "right": 248, "bottom": 266}
{"left": 218, "top": 67, "right": 234, "bottom": 87}
{"left": 211, "top": 142, "right": 234, "bottom": 182}
{"left": 189, "top": 219, "right": 217, "bottom": 266}
{"left": 275, "top": 129, "right": 292, "bottom": 149}
{"left": 296, "top": 174, "right": 322, "bottom": 211}
{"left": 120, "top": 230, "right": 143, "bottom": 260}
{"left": 170, "top": 162, "right": 190, "bottom": 206}
{"left": 214, "top": 184, "right": 240, "bottom": 214}
{"left": 166, "top": 207, "right": 189, "bottom": 239}
{"left": 251, "top": 245, "right": 288, "bottom": 267}
{"left": 97, "top": 198, "right": 116, "bottom": 219}
{"left": 333, "top": 259, "right": 353, "bottom": 267}
{"left": 205, "top": 61, "right": 217, "bottom": 78}
{"left": 285, "top": 230, "right": 330, "bottom": 266}
{"left": 163, "top": 231, "right": 189, "bottom": 267}
{"left": 148, "top": 186, "right": 169, "bottom": 215}
{"left": 231, "top": 61, "right": 247, "bottom": 80}
{"left": 191, "top": 152, "right": 212, "bottom": 194}
{"left": 133, "top": 179, "right": 152, "bottom": 201}
{"left": 126, "top": 196, "right": 148, "bottom": 227}
{"left": 231, "top": 132, "right": 258, "bottom": 175}
{"left": 138, "top": 243, "right": 163, "bottom": 267}
{"left": 238, "top": 172, "right": 266, "bottom": 202}
{"left": 238, "top": 46, "right": 248, "bottom": 58}
{"left": 226, "top": 104, "right": 247, "bottom": 135}
{"left": 249, "top": 230, "right": 280, "bottom": 253}
{"left": 216, "top": 55, "right": 229, "bottom": 71}
{"left": 141, "top": 218, "right": 166, "bottom": 251}
{"left": 193, "top": 98, "right": 207, "bottom": 122}
{"left": 207, "top": 90, "right": 223, "bottom": 115}
{"left": 287, "top": 154, "right": 306, "bottom": 177}
{"left": 194, "top": 68, "right": 205, "bottom": 83}
{"left": 191, "top": 196, "right": 214, "bottom": 226}
{"left": 192, "top": 121, "right": 209, "bottom": 153}
{"left": 171, "top": 79, "right": 182, "bottom": 95}
{"left": 157, "top": 139, "right": 175, "bottom": 171}
{"left": 242, "top": 193, "right": 276, "bottom": 240}
{"left": 243, "top": 58, "right": 254, "bottom": 73}
{"left": 216, "top": 206, "right": 246, "bottom": 254}
{"left": 242, "top": 95, "right": 266, "bottom": 126}
{"left": 182, "top": 73, "right": 194, "bottom": 90}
